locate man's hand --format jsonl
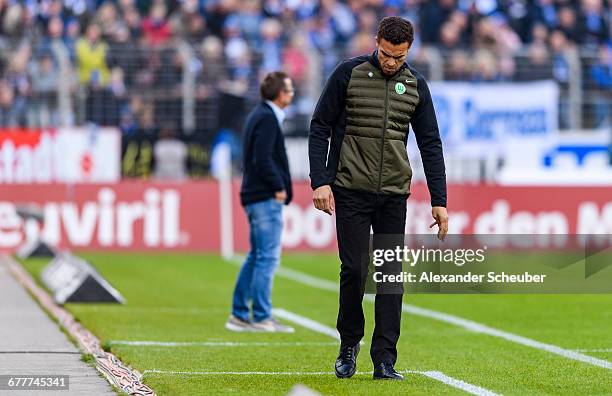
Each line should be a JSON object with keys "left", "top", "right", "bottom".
{"left": 275, "top": 190, "right": 287, "bottom": 203}
{"left": 430, "top": 206, "right": 449, "bottom": 241}
{"left": 313, "top": 185, "right": 335, "bottom": 215}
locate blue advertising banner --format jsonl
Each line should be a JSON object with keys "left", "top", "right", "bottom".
{"left": 426, "top": 81, "right": 559, "bottom": 157}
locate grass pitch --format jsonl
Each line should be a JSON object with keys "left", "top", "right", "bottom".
{"left": 22, "top": 253, "right": 612, "bottom": 395}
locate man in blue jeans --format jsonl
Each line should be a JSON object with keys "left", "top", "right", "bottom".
{"left": 226, "top": 71, "right": 295, "bottom": 333}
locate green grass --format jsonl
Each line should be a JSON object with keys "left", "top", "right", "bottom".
{"left": 22, "top": 253, "right": 612, "bottom": 395}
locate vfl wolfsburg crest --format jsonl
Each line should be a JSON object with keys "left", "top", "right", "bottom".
{"left": 395, "top": 82, "right": 406, "bottom": 95}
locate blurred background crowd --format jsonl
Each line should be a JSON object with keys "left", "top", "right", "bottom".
{"left": 0, "top": 0, "right": 610, "bottom": 177}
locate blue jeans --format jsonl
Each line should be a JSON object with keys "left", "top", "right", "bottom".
{"left": 231, "top": 198, "right": 283, "bottom": 322}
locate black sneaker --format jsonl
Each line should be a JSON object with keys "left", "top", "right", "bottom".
{"left": 334, "top": 343, "right": 360, "bottom": 378}
{"left": 373, "top": 362, "right": 404, "bottom": 380}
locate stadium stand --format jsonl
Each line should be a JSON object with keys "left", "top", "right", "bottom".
{"left": 0, "top": 0, "right": 609, "bottom": 176}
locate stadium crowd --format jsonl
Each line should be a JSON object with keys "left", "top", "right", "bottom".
{"left": 0, "top": 0, "right": 609, "bottom": 132}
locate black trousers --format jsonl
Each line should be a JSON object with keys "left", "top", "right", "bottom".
{"left": 333, "top": 185, "right": 407, "bottom": 366}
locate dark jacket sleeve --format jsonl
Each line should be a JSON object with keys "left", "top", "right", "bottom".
{"left": 410, "top": 76, "right": 447, "bottom": 207}
{"left": 308, "top": 62, "right": 349, "bottom": 190}
{"left": 252, "top": 114, "right": 285, "bottom": 191}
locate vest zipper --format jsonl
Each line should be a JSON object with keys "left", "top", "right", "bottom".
{"left": 377, "top": 79, "right": 389, "bottom": 193}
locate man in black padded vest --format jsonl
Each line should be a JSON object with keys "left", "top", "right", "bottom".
{"left": 309, "top": 16, "right": 449, "bottom": 380}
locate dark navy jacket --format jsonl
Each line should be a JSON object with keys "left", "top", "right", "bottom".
{"left": 240, "top": 102, "right": 293, "bottom": 206}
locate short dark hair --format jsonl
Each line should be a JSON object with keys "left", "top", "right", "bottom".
{"left": 376, "top": 16, "right": 414, "bottom": 46}
{"left": 260, "top": 71, "right": 289, "bottom": 101}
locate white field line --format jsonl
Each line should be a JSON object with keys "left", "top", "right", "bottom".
{"left": 573, "top": 348, "right": 612, "bottom": 353}
{"left": 270, "top": 261, "right": 612, "bottom": 370}
{"left": 270, "top": 307, "right": 498, "bottom": 396}
{"left": 108, "top": 340, "right": 337, "bottom": 347}
{"left": 271, "top": 308, "right": 340, "bottom": 341}
{"left": 403, "top": 304, "right": 612, "bottom": 370}
{"left": 143, "top": 369, "right": 364, "bottom": 375}
{"left": 142, "top": 369, "right": 500, "bottom": 396}
{"left": 420, "top": 371, "right": 499, "bottom": 396}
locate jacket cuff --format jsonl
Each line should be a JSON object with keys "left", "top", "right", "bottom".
{"left": 431, "top": 200, "right": 446, "bottom": 208}
{"left": 274, "top": 182, "right": 285, "bottom": 192}
{"left": 310, "top": 173, "right": 330, "bottom": 191}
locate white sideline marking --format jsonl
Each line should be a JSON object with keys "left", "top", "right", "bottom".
{"left": 403, "top": 304, "right": 612, "bottom": 370}
{"left": 276, "top": 266, "right": 337, "bottom": 292}
{"left": 143, "top": 369, "right": 363, "bottom": 375}
{"left": 270, "top": 307, "right": 498, "bottom": 395}
{"left": 108, "top": 340, "right": 337, "bottom": 347}
{"left": 272, "top": 263, "right": 612, "bottom": 370}
{"left": 272, "top": 308, "right": 340, "bottom": 341}
{"left": 421, "top": 371, "right": 499, "bottom": 396}
{"left": 574, "top": 348, "right": 612, "bottom": 353}
{"left": 142, "top": 369, "right": 499, "bottom": 396}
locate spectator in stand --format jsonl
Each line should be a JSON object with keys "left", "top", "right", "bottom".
{"left": 122, "top": 6, "right": 142, "bottom": 38}
{"left": 154, "top": 124, "right": 188, "bottom": 179}
{"left": 170, "top": 0, "right": 208, "bottom": 44}
{"left": 137, "top": 100, "right": 157, "bottom": 136}
{"left": 107, "top": 25, "right": 141, "bottom": 89}
{"left": 141, "top": 1, "right": 171, "bottom": 46}
{"left": 420, "top": 0, "right": 456, "bottom": 43}
{"left": 589, "top": 44, "right": 612, "bottom": 128}
{"left": 96, "top": 2, "right": 122, "bottom": 41}
{"left": 471, "top": 49, "right": 500, "bottom": 81}
{"left": 195, "top": 35, "right": 227, "bottom": 134}
{"left": 283, "top": 32, "right": 311, "bottom": 90}
{"left": 591, "top": 44, "right": 612, "bottom": 89}
{"left": 283, "top": 30, "right": 322, "bottom": 119}
{"left": 348, "top": 30, "right": 376, "bottom": 57}
{"left": 28, "top": 51, "right": 59, "bottom": 127}
{"left": 578, "top": 0, "right": 610, "bottom": 47}
{"left": 0, "top": 1, "right": 9, "bottom": 38}
{"left": 447, "top": 10, "right": 470, "bottom": 46}
{"left": 307, "top": 13, "right": 340, "bottom": 76}
{"left": 236, "top": 0, "right": 263, "bottom": 46}
{"left": 549, "top": 29, "right": 573, "bottom": 128}
{"left": 531, "top": 22, "right": 549, "bottom": 46}
{"left": 4, "top": 45, "right": 31, "bottom": 127}
{"left": 39, "top": 17, "right": 66, "bottom": 59}
{"left": 43, "top": 16, "right": 75, "bottom": 126}
{"left": 76, "top": 23, "right": 110, "bottom": 87}
{"left": 439, "top": 20, "right": 463, "bottom": 50}
{"left": 399, "top": 0, "right": 421, "bottom": 28}
{"left": 472, "top": 17, "right": 499, "bottom": 52}
{"left": 319, "top": 0, "right": 357, "bottom": 44}
{"left": 203, "top": 0, "right": 235, "bottom": 37}
{"left": 199, "top": 35, "right": 228, "bottom": 96}
{"left": 258, "top": 18, "right": 284, "bottom": 75}
{"left": 356, "top": 7, "right": 379, "bottom": 37}
{"left": 222, "top": 18, "right": 251, "bottom": 97}
{"left": 502, "top": 0, "right": 539, "bottom": 43}
{"left": 534, "top": 0, "right": 557, "bottom": 29}
{"left": 557, "top": 6, "right": 581, "bottom": 44}
{"left": 446, "top": 49, "right": 472, "bottom": 80}
{"left": 64, "top": 18, "right": 81, "bottom": 61}
{"left": 1, "top": 2, "right": 33, "bottom": 41}
{"left": 186, "top": 7, "right": 208, "bottom": 44}
{"left": 521, "top": 42, "right": 554, "bottom": 81}
{"left": 0, "top": 79, "right": 15, "bottom": 126}
{"left": 550, "top": 29, "right": 572, "bottom": 84}
{"left": 482, "top": 15, "right": 522, "bottom": 55}
{"left": 119, "top": 100, "right": 138, "bottom": 136}
{"left": 35, "top": 0, "right": 63, "bottom": 31}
